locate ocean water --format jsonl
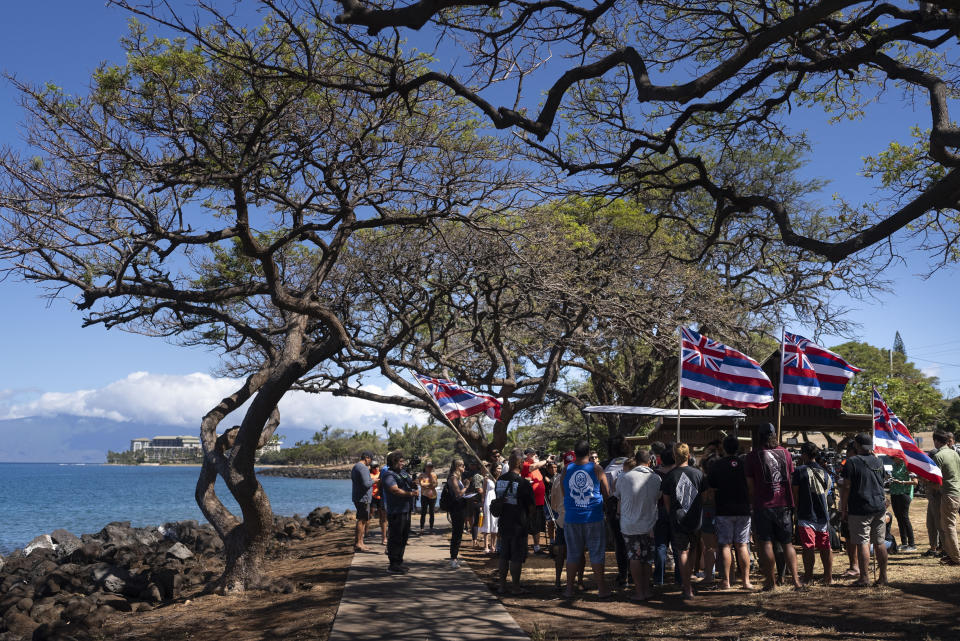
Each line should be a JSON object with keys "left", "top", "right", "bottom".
{"left": 0, "top": 463, "right": 352, "bottom": 555}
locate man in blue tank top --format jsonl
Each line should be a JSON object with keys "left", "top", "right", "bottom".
{"left": 562, "top": 439, "right": 611, "bottom": 599}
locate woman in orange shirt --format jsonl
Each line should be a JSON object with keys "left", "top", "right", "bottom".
{"left": 370, "top": 461, "right": 388, "bottom": 545}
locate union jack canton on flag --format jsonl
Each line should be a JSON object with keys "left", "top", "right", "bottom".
{"left": 679, "top": 327, "right": 774, "bottom": 409}
{"left": 414, "top": 374, "right": 502, "bottom": 421}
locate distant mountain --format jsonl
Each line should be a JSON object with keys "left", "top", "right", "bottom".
{"left": 0, "top": 415, "right": 320, "bottom": 463}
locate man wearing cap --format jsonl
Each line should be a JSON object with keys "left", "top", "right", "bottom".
{"left": 522, "top": 448, "right": 549, "bottom": 554}
{"left": 840, "top": 433, "right": 889, "bottom": 586}
{"left": 745, "top": 423, "right": 802, "bottom": 590}
{"left": 351, "top": 451, "right": 374, "bottom": 552}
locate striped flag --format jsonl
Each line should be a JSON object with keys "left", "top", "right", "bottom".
{"left": 780, "top": 332, "right": 860, "bottom": 409}
{"left": 679, "top": 327, "right": 774, "bottom": 408}
{"left": 873, "top": 388, "right": 942, "bottom": 485}
{"left": 414, "top": 374, "right": 502, "bottom": 421}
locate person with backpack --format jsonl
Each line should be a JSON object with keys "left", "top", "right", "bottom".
{"left": 840, "top": 433, "right": 890, "bottom": 586}
{"left": 661, "top": 443, "right": 705, "bottom": 601}
{"left": 494, "top": 449, "right": 535, "bottom": 594}
{"left": 792, "top": 443, "right": 833, "bottom": 585}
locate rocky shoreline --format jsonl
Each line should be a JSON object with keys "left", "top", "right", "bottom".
{"left": 0, "top": 507, "right": 352, "bottom": 641}
{"left": 257, "top": 466, "right": 351, "bottom": 480}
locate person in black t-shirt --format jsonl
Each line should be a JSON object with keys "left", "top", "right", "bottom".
{"left": 661, "top": 443, "right": 704, "bottom": 600}
{"left": 708, "top": 435, "right": 754, "bottom": 590}
{"left": 495, "top": 450, "right": 535, "bottom": 595}
{"left": 840, "top": 433, "right": 888, "bottom": 587}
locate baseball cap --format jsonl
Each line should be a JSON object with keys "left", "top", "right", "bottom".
{"left": 855, "top": 432, "right": 873, "bottom": 448}
{"left": 524, "top": 447, "right": 536, "bottom": 455}
{"left": 563, "top": 450, "right": 576, "bottom": 465}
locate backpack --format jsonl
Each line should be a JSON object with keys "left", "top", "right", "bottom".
{"left": 439, "top": 482, "right": 454, "bottom": 512}
{"left": 490, "top": 480, "right": 517, "bottom": 518}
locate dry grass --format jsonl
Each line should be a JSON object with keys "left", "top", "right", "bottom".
{"left": 461, "top": 498, "right": 960, "bottom": 641}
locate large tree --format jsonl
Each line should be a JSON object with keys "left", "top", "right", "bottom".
{"left": 119, "top": 1, "right": 960, "bottom": 264}
{"left": 0, "top": 17, "right": 516, "bottom": 591}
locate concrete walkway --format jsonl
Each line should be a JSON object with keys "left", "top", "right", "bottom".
{"left": 328, "top": 527, "right": 530, "bottom": 641}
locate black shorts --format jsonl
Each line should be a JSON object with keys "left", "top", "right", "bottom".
{"left": 500, "top": 531, "right": 528, "bottom": 563}
{"left": 755, "top": 506, "right": 793, "bottom": 544}
{"left": 671, "top": 529, "right": 701, "bottom": 552}
{"left": 370, "top": 497, "right": 383, "bottom": 512}
{"left": 528, "top": 505, "right": 546, "bottom": 534}
{"left": 354, "top": 500, "right": 370, "bottom": 521}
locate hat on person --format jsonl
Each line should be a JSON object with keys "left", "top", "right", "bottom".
{"left": 563, "top": 450, "right": 576, "bottom": 465}
{"left": 370, "top": 460, "right": 380, "bottom": 467}
{"left": 855, "top": 432, "right": 873, "bottom": 449}
{"left": 758, "top": 423, "right": 776, "bottom": 438}
{"left": 524, "top": 447, "right": 537, "bottom": 455}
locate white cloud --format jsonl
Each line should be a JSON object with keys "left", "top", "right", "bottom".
{"left": 921, "top": 364, "right": 942, "bottom": 380}
{"left": 0, "top": 371, "right": 426, "bottom": 432}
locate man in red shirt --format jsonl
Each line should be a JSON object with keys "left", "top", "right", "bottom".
{"left": 522, "top": 448, "right": 549, "bottom": 553}
{"left": 745, "top": 423, "right": 802, "bottom": 590}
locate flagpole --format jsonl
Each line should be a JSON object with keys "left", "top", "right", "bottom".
{"left": 677, "top": 327, "right": 683, "bottom": 442}
{"left": 410, "top": 370, "right": 485, "bottom": 465}
{"left": 872, "top": 385, "right": 877, "bottom": 455}
{"left": 777, "top": 327, "right": 785, "bottom": 444}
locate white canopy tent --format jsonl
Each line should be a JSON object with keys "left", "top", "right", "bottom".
{"left": 581, "top": 406, "right": 746, "bottom": 441}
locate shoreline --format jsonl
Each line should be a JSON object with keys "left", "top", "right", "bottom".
{"left": 0, "top": 506, "right": 353, "bottom": 639}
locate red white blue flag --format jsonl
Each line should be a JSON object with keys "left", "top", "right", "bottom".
{"left": 780, "top": 332, "right": 860, "bottom": 409}
{"left": 414, "top": 374, "right": 502, "bottom": 421}
{"left": 679, "top": 327, "right": 774, "bottom": 408}
{"left": 873, "top": 388, "right": 942, "bottom": 485}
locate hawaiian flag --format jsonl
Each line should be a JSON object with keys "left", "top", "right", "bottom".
{"left": 873, "top": 388, "right": 942, "bottom": 485}
{"left": 679, "top": 327, "right": 774, "bottom": 408}
{"left": 780, "top": 332, "right": 860, "bottom": 409}
{"left": 414, "top": 374, "right": 502, "bottom": 421}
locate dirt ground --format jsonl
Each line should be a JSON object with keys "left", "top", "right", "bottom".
{"left": 461, "top": 497, "right": 960, "bottom": 641}
{"left": 101, "top": 499, "right": 960, "bottom": 641}
{"left": 99, "top": 523, "right": 355, "bottom": 641}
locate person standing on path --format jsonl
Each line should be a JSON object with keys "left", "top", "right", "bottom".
{"left": 745, "top": 423, "right": 802, "bottom": 591}
{"left": 840, "top": 433, "right": 889, "bottom": 586}
{"left": 888, "top": 457, "right": 917, "bottom": 551}
{"left": 661, "top": 443, "right": 705, "bottom": 600}
{"left": 708, "top": 435, "right": 754, "bottom": 591}
{"left": 933, "top": 430, "right": 960, "bottom": 565}
{"left": 381, "top": 450, "right": 418, "bottom": 574}
{"left": 562, "top": 439, "right": 611, "bottom": 599}
{"left": 481, "top": 463, "right": 500, "bottom": 553}
{"left": 495, "top": 450, "right": 535, "bottom": 594}
{"left": 418, "top": 462, "right": 438, "bottom": 535}
{"left": 792, "top": 443, "right": 833, "bottom": 585}
{"left": 351, "top": 451, "right": 374, "bottom": 552}
{"left": 615, "top": 450, "right": 661, "bottom": 602}
{"left": 369, "top": 461, "right": 387, "bottom": 546}
{"left": 446, "top": 458, "right": 469, "bottom": 568}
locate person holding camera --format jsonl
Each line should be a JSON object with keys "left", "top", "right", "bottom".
{"left": 418, "top": 461, "right": 439, "bottom": 535}
{"left": 522, "top": 448, "right": 550, "bottom": 554}
{"left": 381, "top": 450, "right": 418, "bottom": 574}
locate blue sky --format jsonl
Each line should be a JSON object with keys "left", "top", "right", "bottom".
{"left": 0, "top": 2, "right": 956, "bottom": 445}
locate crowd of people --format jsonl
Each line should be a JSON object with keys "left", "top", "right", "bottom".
{"left": 348, "top": 424, "right": 960, "bottom": 597}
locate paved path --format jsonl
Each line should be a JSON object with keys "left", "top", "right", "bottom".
{"left": 328, "top": 527, "right": 530, "bottom": 641}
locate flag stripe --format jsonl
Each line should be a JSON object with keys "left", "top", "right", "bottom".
{"left": 679, "top": 328, "right": 773, "bottom": 409}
